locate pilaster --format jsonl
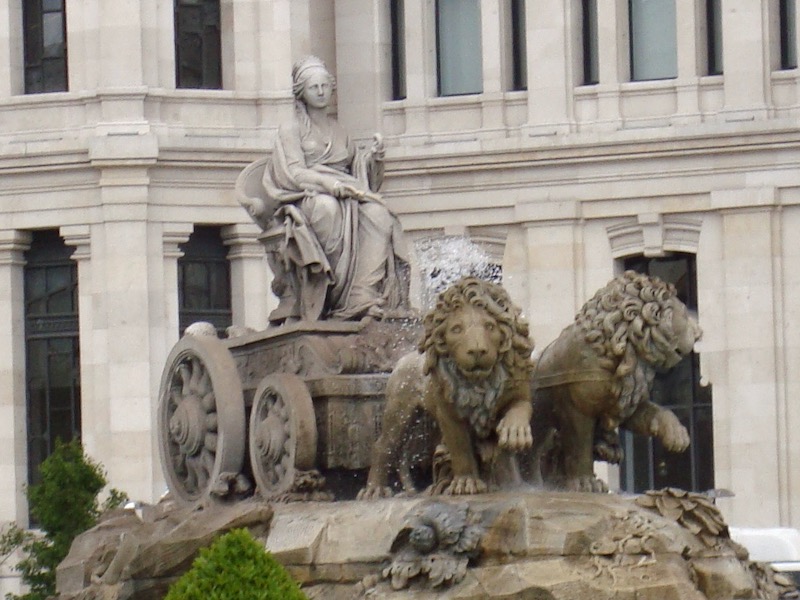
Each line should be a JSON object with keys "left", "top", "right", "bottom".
{"left": 0, "top": 230, "right": 32, "bottom": 526}
{"left": 525, "top": 0, "right": 572, "bottom": 133}
{"left": 722, "top": 0, "right": 770, "bottom": 119}
{"left": 222, "top": 223, "right": 272, "bottom": 332}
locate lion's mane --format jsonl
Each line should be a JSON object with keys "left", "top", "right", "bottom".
{"left": 575, "top": 270, "right": 684, "bottom": 422}
{"left": 419, "top": 277, "right": 534, "bottom": 436}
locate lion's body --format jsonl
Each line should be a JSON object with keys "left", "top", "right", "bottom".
{"left": 529, "top": 271, "right": 701, "bottom": 492}
{"left": 359, "top": 278, "right": 535, "bottom": 498}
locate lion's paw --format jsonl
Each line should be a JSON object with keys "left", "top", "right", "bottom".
{"left": 497, "top": 419, "right": 533, "bottom": 452}
{"left": 562, "top": 475, "right": 608, "bottom": 493}
{"left": 356, "top": 484, "right": 394, "bottom": 501}
{"left": 650, "top": 410, "right": 690, "bottom": 452}
{"left": 442, "top": 476, "right": 488, "bottom": 496}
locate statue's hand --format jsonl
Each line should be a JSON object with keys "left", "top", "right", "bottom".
{"left": 371, "top": 133, "right": 385, "bottom": 159}
{"left": 331, "top": 181, "right": 362, "bottom": 199}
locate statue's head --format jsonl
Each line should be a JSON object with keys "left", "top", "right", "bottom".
{"left": 292, "top": 56, "right": 336, "bottom": 108}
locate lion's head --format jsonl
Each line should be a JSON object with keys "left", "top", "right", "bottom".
{"left": 420, "top": 277, "right": 534, "bottom": 382}
{"left": 419, "top": 277, "right": 534, "bottom": 438}
{"left": 576, "top": 270, "right": 702, "bottom": 418}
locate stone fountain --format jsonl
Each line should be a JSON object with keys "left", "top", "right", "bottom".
{"left": 54, "top": 56, "right": 797, "bottom": 600}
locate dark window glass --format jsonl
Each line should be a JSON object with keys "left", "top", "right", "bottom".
{"left": 23, "top": 0, "right": 68, "bottom": 93}
{"left": 629, "top": 0, "right": 678, "bottom": 81}
{"left": 510, "top": 0, "right": 527, "bottom": 91}
{"left": 619, "top": 253, "right": 714, "bottom": 494}
{"left": 390, "top": 0, "right": 407, "bottom": 100}
{"left": 780, "top": 0, "right": 798, "bottom": 69}
{"left": 175, "top": 0, "right": 222, "bottom": 89}
{"left": 707, "top": 0, "right": 723, "bottom": 75}
{"left": 178, "top": 226, "right": 232, "bottom": 335}
{"left": 582, "top": 0, "right": 599, "bottom": 85}
{"left": 24, "top": 230, "right": 80, "bottom": 489}
{"left": 436, "top": 0, "right": 483, "bottom": 96}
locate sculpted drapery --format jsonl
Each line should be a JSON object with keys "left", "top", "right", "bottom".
{"left": 249, "top": 56, "right": 409, "bottom": 322}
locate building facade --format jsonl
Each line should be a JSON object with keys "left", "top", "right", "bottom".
{"left": 1, "top": 0, "right": 799, "bottom": 590}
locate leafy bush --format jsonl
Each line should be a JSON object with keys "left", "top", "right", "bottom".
{"left": 165, "top": 528, "right": 307, "bottom": 600}
{"left": 0, "top": 439, "right": 127, "bottom": 600}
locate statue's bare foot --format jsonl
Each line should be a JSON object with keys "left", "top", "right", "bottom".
{"left": 442, "top": 476, "right": 488, "bottom": 496}
{"left": 650, "top": 410, "right": 690, "bottom": 452}
{"left": 562, "top": 475, "right": 608, "bottom": 493}
{"left": 357, "top": 484, "right": 394, "bottom": 500}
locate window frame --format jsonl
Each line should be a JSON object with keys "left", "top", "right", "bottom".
{"left": 628, "top": 0, "right": 678, "bottom": 82}
{"left": 22, "top": 0, "right": 69, "bottom": 94}
{"left": 435, "top": 0, "right": 484, "bottom": 97}
{"left": 581, "top": 0, "right": 599, "bottom": 85}
{"left": 177, "top": 226, "right": 233, "bottom": 335}
{"left": 174, "top": 0, "right": 222, "bottom": 90}
{"left": 24, "top": 230, "right": 81, "bottom": 489}
{"left": 618, "top": 253, "right": 714, "bottom": 495}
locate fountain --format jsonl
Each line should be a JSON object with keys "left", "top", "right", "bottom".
{"left": 53, "top": 57, "right": 797, "bottom": 600}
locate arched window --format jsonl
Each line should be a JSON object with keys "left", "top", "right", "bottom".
{"left": 178, "top": 226, "right": 232, "bottom": 335}
{"left": 619, "top": 252, "right": 714, "bottom": 493}
{"left": 24, "top": 230, "right": 80, "bottom": 486}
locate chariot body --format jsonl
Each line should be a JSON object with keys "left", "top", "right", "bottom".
{"left": 157, "top": 318, "right": 422, "bottom": 506}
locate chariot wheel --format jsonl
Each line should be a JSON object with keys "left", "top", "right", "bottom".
{"left": 157, "top": 334, "right": 245, "bottom": 505}
{"left": 249, "top": 373, "right": 317, "bottom": 498}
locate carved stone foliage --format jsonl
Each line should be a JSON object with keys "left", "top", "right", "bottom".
{"left": 382, "top": 501, "right": 484, "bottom": 590}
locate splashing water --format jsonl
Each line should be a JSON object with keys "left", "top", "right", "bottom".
{"left": 414, "top": 236, "right": 501, "bottom": 311}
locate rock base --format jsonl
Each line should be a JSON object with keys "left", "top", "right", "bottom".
{"left": 56, "top": 490, "right": 796, "bottom": 600}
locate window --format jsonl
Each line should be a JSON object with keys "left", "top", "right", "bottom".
{"left": 23, "top": 0, "right": 68, "bottom": 93}
{"left": 582, "top": 0, "right": 599, "bottom": 85}
{"left": 24, "top": 230, "right": 80, "bottom": 487}
{"left": 619, "top": 253, "right": 714, "bottom": 494}
{"left": 707, "top": 0, "right": 723, "bottom": 75}
{"left": 174, "top": 0, "right": 222, "bottom": 89}
{"left": 509, "top": 0, "right": 527, "bottom": 91}
{"left": 178, "top": 226, "right": 232, "bottom": 335}
{"left": 436, "top": 0, "right": 483, "bottom": 96}
{"left": 780, "top": 0, "right": 797, "bottom": 69}
{"left": 629, "top": 0, "right": 678, "bottom": 81}
{"left": 390, "top": 0, "right": 407, "bottom": 100}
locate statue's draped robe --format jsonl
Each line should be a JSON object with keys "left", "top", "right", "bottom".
{"left": 262, "top": 116, "right": 409, "bottom": 320}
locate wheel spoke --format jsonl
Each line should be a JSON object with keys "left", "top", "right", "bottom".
{"left": 178, "top": 364, "right": 191, "bottom": 396}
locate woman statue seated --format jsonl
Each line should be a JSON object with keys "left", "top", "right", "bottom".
{"left": 240, "top": 55, "right": 410, "bottom": 323}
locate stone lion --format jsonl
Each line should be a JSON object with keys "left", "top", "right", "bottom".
{"left": 358, "top": 277, "right": 535, "bottom": 499}
{"left": 528, "top": 270, "right": 702, "bottom": 492}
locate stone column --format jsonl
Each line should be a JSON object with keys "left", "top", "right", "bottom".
{"left": 595, "top": 0, "right": 627, "bottom": 128}
{"left": 402, "top": 0, "right": 435, "bottom": 134}
{"left": 480, "top": 0, "right": 505, "bottom": 131}
{"left": 334, "top": 0, "right": 389, "bottom": 139}
{"left": 0, "top": 230, "right": 32, "bottom": 526}
{"left": 0, "top": 0, "right": 24, "bottom": 96}
{"left": 526, "top": 0, "right": 572, "bottom": 133}
{"left": 673, "top": 0, "right": 702, "bottom": 123}
{"left": 784, "top": 205, "right": 800, "bottom": 527}
{"left": 721, "top": 0, "right": 769, "bottom": 119}
{"left": 222, "top": 223, "right": 272, "bottom": 331}
{"left": 705, "top": 192, "right": 781, "bottom": 526}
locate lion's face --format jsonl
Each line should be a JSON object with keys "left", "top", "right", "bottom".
{"left": 665, "top": 298, "right": 702, "bottom": 368}
{"left": 442, "top": 303, "right": 504, "bottom": 381}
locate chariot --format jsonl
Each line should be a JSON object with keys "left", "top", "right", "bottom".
{"left": 157, "top": 318, "right": 421, "bottom": 506}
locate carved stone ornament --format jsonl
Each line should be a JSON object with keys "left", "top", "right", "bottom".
{"left": 382, "top": 501, "right": 484, "bottom": 590}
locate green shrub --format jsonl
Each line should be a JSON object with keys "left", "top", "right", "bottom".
{"left": 165, "top": 528, "right": 307, "bottom": 600}
{"left": 0, "top": 439, "right": 127, "bottom": 600}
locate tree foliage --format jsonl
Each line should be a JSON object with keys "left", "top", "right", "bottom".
{"left": 0, "top": 440, "right": 127, "bottom": 600}
{"left": 164, "top": 528, "right": 308, "bottom": 600}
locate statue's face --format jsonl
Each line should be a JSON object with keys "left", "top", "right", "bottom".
{"left": 301, "top": 69, "right": 333, "bottom": 109}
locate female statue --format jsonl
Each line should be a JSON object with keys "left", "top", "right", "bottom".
{"left": 241, "top": 56, "right": 410, "bottom": 323}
